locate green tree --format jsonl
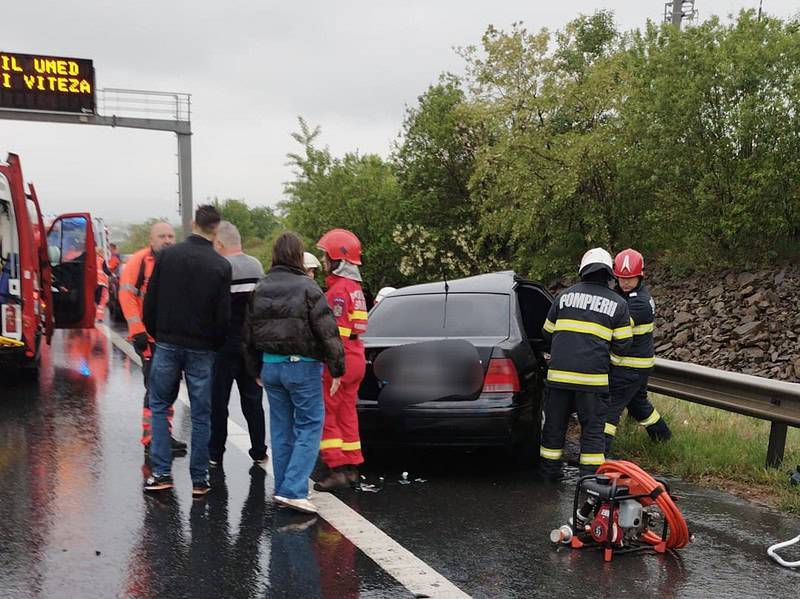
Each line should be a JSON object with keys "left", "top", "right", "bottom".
{"left": 280, "top": 118, "right": 407, "bottom": 290}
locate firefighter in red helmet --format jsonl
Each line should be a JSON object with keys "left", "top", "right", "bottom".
{"left": 314, "top": 229, "right": 368, "bottom": 491}
{"left": 605, "top": 248, "right": 672, "bottom": 453}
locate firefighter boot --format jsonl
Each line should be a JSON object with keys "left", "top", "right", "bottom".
{"left": 345, "top": 465, "right": 360, "bottom": 488}
{"left": 313, "top": 467, "right": 350, "bottom": 492}
{"left": 646, "top": 419, "right": 672, "bottom": 443}
{"left": 536, "top": 458, "right": 563, "bottom": 482}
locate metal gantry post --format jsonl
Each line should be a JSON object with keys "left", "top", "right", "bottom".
{"left": 177, "top": 132, "right": 193, "bottom": 238}
{"left": 671, "top": 0, "right": 683, "bottom": 27}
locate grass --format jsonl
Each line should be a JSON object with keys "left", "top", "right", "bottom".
{"left": 612, "top": 394, "right": 800, "bottom": 514}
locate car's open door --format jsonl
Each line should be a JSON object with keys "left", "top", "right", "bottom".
{"left": 27, "top": 183, "right": 54, "bottom": 341}
{"left": 46, "top": 213, "right": 97, "bottom": 329}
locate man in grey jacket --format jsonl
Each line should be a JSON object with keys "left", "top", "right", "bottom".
{"left": 209, "top": 221, "right": 267, "bottom": 468}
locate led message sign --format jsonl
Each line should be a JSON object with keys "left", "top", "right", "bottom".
{"left": 0, "top": 52, "right": 95, "bottom": 114}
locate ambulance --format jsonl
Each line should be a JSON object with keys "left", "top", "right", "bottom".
{"left": 0, "top": 152, "right": 97, "bottom": 377}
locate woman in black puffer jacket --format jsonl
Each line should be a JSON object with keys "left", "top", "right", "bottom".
{"left": 243, "top": 232, "right": 344, "bottom": 514}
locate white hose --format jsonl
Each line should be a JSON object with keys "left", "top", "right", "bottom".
{"left": 767, "top": 534, "right": 800, "bottom": 568}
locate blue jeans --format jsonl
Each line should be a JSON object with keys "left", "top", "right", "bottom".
{"left": 149, "top": 342, "right": 216, "bottom": 483}
{"left": 261, "top": 361, "right": 324, "bottom": 499}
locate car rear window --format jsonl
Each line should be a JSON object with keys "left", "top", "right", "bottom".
{"left": 366, "top": 293, "right": 509, "bottom": 338}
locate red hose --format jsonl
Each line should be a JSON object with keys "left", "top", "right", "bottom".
{"left": 597, "top": 460, "right": 690, "bottom": 550}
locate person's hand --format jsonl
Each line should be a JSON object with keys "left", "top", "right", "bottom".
{"left": 256, "top": 377, "right": 263, "bottom": 387}
{"left": 132, "top": 332, "right": 149, "bottom": 354}
{"left": 330, "top": 377, "right": 342, "bottom": 396}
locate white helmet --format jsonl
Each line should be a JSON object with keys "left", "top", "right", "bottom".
{"left": 303, "top": 251, "right": 321, "bottom": 270}
{"left": 578, "top": 247, "right": 614, "bottom": 278}
{"left": 374, "top": 286, "right": 397, "bottom": 305}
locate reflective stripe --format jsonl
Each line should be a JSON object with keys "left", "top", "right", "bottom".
{"left": 128, "top": 316, "right": 142, "bottom": 324}
{"left": 543, "top": 318, "right": 555, "bottom": 333}
{"left": 120, "top": 284, "right": 140, "bottom": 296}
{"left": 0, "top": 335, "right": 25, "bottom": 347}
{"left": 539, "top": 446, "right": 563, "bottom": 460}
{"left": 579, "top": 453, "right": 605, "bottom": 466}
{"left": 338, "top": 326, "right": 353, "bottom": 337}
{"left": 230, "top": 283, "right": 257, "bottom": 293}
{"left": 349, "top": 310, "right": 368, "bottom": 321}
{"left": 342, "top": 441, "right": 362, "bottom": 451}
{"left": 547, "top": 369, "right": 608, "bottom": 386}
{"left": 604, "top": 422, "right": 617, "bottom": 436}
{"left": 639, "top": 410, "right": 661, "bottom": 427}
{"left": 610, "top": 354, "right": 656, "bottom": 368}
{"left": 632, "top": 322, "right": 654, "bottom": 335}
{"left": 612, "top": 325, "right": 633, "bottom": 340}
{"left": 553, "top": 319, "right": 612, "bottom": 341}
{"left": 320, "top": 438, "right": 343, "bottom": 450}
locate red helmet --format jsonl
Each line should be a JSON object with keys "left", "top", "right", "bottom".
{"left": 317, "top": 228, "right": 362, "bottom": 265}
{"left": 613, "top": 248, "right": 644, "bottom": 278}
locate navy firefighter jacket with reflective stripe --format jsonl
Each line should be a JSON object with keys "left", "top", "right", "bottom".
{"left": 542, "top": 280, "right": 632, "bottom": 393}
{"left": 611, "top": 282, "right": 655, "bottom": 372}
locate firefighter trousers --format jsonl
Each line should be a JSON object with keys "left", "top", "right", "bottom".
{"left": 605, "top": 369, "right": 669, "bottom": 452}
{"left": 139, "top": 344, "right": 178, "bottom": 446}
{"left": 321, "top": 346, "right": 366, "bottom": 469}
{"left": 539, "top": 387, "right": 609, "bottom": 477}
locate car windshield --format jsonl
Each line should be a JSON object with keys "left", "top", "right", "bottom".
{"left": 366, "top": 293, "right": 509, "bottom": 338}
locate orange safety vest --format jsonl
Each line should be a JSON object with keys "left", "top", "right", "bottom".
{"left": 119, "top": 247, "right": 155, "bottom": 338}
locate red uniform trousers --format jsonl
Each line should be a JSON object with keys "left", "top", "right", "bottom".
{"left": 320, "top": 340, "right": 366, "bottom": 469}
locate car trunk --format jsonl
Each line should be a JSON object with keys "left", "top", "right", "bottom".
{"left": 359, "top": 335, "right": 504, "bottom": 402}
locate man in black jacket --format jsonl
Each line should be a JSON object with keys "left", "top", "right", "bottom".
{"left": 142, "top": 205, "right": 232, "bottom": 497}
{"left": 538, "top": 248, "right": 632, "bottom": 480}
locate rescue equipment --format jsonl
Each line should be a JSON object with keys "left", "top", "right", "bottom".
{"left": 550, "top": 460, "right": 690, "bottom": 562}
{"left": 767, "top": 534, "right": 800, "bottom": 568}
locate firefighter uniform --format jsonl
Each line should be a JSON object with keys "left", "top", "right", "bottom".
{"left": 320, "top": 274, "right": 368, "bottom": 469}
{"left": 539, "top": 280, "right": 632, "bottom": 477}
{"left": 119, "top": 247, "right": 178, "bottom": 448}
{"left": 605, "top": 282, "right": 671, "bottom": 451}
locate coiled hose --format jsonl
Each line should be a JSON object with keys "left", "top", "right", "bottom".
{"left": 597, "top": 460, "right": 690, "bottom": 550}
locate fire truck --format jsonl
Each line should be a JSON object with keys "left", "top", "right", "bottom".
{"left": 0, "top": 153, "right": 97, "bottom": 377}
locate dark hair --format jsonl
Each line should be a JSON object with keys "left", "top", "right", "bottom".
{"left": 272, "top": 231, "right": 305, "bottom": 271}
{"left": 195, "top": 204, "right": 222, "bottom": 234}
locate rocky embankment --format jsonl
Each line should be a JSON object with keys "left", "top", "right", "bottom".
{"left": 649, "top": 263, "right": 800, "bottom": 382}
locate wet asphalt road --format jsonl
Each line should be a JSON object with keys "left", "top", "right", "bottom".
{"left": 2, "top": 328, "right": 800, "bottom": 598}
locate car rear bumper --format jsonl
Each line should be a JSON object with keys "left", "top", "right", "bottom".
{"left": 357, "top": 395, "right": 534, "bottom": 447}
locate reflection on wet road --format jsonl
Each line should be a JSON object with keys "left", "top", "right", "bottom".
{"left": 0, "top": 329, "right": 407, "bottom": 599}
{"left": 2, "top": 328, "right": 800, "bottom": 598}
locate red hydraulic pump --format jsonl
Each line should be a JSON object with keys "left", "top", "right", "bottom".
{"left": 550, "top": 460, "right": 691, "bottom": 562}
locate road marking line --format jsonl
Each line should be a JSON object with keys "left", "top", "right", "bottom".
{"left": 98, "top": 324, "right": 471, "bottom": 599}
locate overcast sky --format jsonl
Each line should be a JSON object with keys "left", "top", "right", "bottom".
{"left": 1, "top": 1, "right": 793, "bottom": 224}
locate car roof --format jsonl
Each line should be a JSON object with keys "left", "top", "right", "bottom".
{"left": 391, "top": 271, "right": 523, "bottom": 296}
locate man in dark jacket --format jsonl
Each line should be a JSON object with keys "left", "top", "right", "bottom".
{"left": 605, "top": 248, "right": 671, "bottom": 453}
{"left": 208, "top": 221, "right": 267, "bottom": 469}
{"left": 538, "top": 248, "right": 632, "bottom": 480}
{"left": 142, "top": 205, "right": 232, "bottom": 497}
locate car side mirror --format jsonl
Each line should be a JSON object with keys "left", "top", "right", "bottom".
{"left": 48, "top": 245, "right": 61, "bottom": 265}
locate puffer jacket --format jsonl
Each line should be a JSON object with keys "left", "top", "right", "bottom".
{"left": 243, "top": 265, "right": 345, "bottom": 378}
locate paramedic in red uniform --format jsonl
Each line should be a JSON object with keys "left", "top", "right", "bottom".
{"left": 314, "top": 229, "right": 368, "bottom": 492}
{"left": 119, "top": 221, "right": 186, "bottom": 455}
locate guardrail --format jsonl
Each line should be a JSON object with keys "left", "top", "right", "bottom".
{"left": 649, "top": 358, "right": 800, "bottom": 468}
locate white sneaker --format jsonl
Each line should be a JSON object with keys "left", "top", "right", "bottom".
{"left": 274, "top": 495, "right": 318, "bottom": 514}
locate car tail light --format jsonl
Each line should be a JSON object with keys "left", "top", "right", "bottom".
{"left": 482, "top": 358, "right": 520, "bottom": 394}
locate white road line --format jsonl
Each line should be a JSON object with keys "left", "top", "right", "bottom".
{"left": 98, "top": 324, "right": 471, "bottom": 599}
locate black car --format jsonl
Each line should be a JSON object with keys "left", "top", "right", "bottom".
{"left": 357, "top": 271, "right": 553, "bottom": 463}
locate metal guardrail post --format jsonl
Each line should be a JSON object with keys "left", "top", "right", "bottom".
{"left": 767, "top": 422, "right": 788, "bottom": 468}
